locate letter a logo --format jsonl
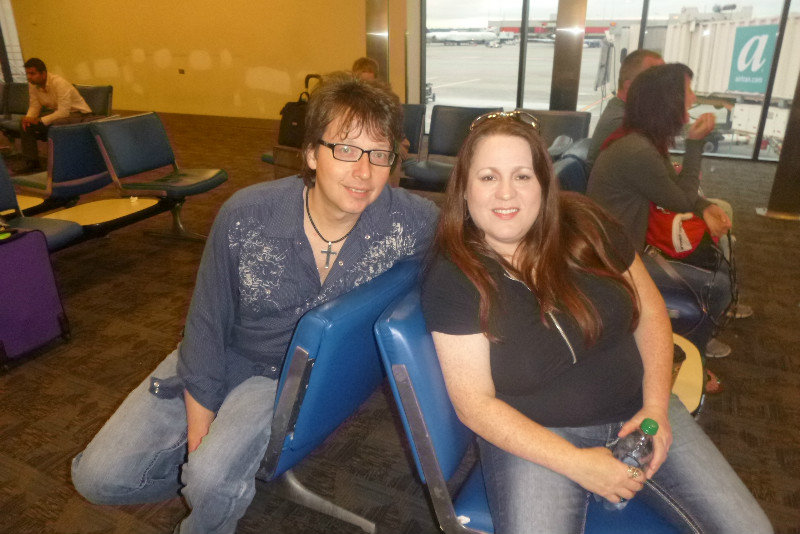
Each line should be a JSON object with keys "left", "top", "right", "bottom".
{"left": 737, "top": 35, "right": 768, "bottom": 72}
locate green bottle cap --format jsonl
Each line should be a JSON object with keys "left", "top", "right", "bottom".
{"left": 640, "top": 418, "right": 659, "bottom": 435}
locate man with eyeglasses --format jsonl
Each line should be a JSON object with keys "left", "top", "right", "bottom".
{"left": 71, "top": 71, "right": 438, "bottom": 533}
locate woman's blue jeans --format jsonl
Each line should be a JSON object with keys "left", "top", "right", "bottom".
{"left": 641, "top": 253, "right": 732, "bottom": 353}
{"left": 71, "top": 350, "right": 278, "bottom": 534}
{"left": 478, "top": 395, "right": 772, "bottom": 534}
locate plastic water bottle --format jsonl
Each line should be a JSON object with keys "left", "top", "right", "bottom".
{"left": 597, "top": 418, "right": 659, "bottom": 511}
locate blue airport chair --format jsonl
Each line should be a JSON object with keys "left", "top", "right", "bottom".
{"left": 522, "top": 109, "right": 591, "bottom": 148}
{"left": 401, "top": 105, "right": 500, "bottom": 193}
{"left": 0, "top": 157, "right": 83, "bottom": 251}
{"left": 255, "top": 259, "right": 422, "bottom": 534}
{"left": 401, "top": 103, "right": 426, "bottom": 157}
{"left": 375, "top": 289, "right": 680, "bottom": 534}
{"left": 12, "top": 122, "right": 113, "bottom": 214}
{"left": 91, "top": 113, "right": 228, "bottom": 240}
{"left": 0, "top": 82, "right": 30, "bottom": 142}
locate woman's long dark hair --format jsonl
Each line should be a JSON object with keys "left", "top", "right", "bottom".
{"left": 437, "top": 117, "right": 640, "bottom": 344}
{"left": 624, "top": 62, "right": 694, "bottom": 155}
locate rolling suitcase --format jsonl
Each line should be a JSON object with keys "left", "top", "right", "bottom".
{"left": 0, "top": 227, "right": 70, "bottom": 363}
{"left": 277, "top": 74, "right": 322, "bottom": 148}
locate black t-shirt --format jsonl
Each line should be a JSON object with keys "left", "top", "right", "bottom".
{"left": 421, "top": 228, "right": 643, "bottom": 428}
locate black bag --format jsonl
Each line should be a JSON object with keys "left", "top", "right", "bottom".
{"left": 278, "top": 92, "right": 310, "bottom": 148}
{"left": 278, "top": 74, "right": 321, "bottom": 148}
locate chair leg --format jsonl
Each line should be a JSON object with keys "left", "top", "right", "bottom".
{"left": 277, "top": 469, "right": 377, "bottom": 534}
{"left": 143, "top": 199, "right": 206, "bottom": 242}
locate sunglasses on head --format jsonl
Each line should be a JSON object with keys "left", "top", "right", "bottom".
{"left": 470, "top": 110, "right": 540, "bottom": 131}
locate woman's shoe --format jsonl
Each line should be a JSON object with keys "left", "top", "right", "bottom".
{"left": 705, "top": 369, "right": 724, "bottom": 394}
{"left": 726, "top": 303, "right": 753, "bottom": 319}
{"left": 705, "top": 337, "right": 732, "bottom": 358}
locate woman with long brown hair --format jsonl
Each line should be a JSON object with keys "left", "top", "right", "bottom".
{"left": 588, "top": 63, "right": 740, "bottom": 362}
{"left": 421, "top": 112, "right": 770, "bottom": 533}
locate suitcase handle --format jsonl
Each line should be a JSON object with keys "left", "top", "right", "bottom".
{"left": 304, "top": 74, "right": 322, "bottom": 89}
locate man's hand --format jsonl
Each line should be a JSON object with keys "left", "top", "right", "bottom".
{"left": 21, "top": 116, "right": 40, "bottom": 131}
{"left": 184, "top": 389, "right": 215, "bottom": 453}
{"left": 702, "top": 203, "right": 732, "bottom": 238}
{"left": 687, "top": 112, "right": 716, "bottom": 140}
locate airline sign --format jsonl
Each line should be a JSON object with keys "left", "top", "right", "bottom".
{"left": 728, "top": 24, "right": 778, "bottom": 93}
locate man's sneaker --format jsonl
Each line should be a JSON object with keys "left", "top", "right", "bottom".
{"left": 726, "top": 304, "right": 753, "bottom": 319}
{"left": 705, "top": 337, "right": 732, "bottom": 358}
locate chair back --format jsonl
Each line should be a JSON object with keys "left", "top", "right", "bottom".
{"left": 5, "top": 83, "right": 29, "bottom": 116}
{"left": 0, "top": 159, "right": 21, "bottom": 216}
{"left": 46, "top": 123, "right": 112, "bottom": 199}
{"left": 523, "top": 109, "right": 591, "bottom": 147}
{"left": 376, "top": 289, "right": 473, "bottom": 482}
{"left": 91, "top": 113, "right": 176, "bottom": 180}
{"left": 427, "top": 105, "right": 501, "bottom": 157}
{"left": 402, "top": 103, "right": 426, "bottom": 155}
{"left": 376, "top": 289, "right": 489, "bottom": 533}
{"left": 259, "top": 259, "right": 422, "bottom": 480}
{"left": 75, "top": 85, "right": 113, "bottom": 116}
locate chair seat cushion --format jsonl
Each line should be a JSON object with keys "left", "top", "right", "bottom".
{"left": 122, "top": 168, "right": 228, "bottom": 198}
{"left": 11, "top": 172, "right": 48, "bottom": 191}
{"left": 9, "top": 216, "right": 83, "bottom": 251}
{"left": 453, "top": 465, "right": 494, "bottom": 533}
{"left": 400, "top": 160, "right": 453, "bottom": 192}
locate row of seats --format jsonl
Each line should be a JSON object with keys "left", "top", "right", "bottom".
{"left": 400, "top": 105, "right": 592, "bottom": 193}
{"left": 259, "top": 259, "right": 700, "bottom": 533}
{"left": 0, "top": 81, "right": 114, "bottom": 141}
{"left": 1, "top": 113, "right": 227, "bottom": 251}
{"left": 262, "top": 104, "right": 592, "bottom": 190}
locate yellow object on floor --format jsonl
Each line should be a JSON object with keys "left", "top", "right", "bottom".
{"left": 672, "top": 333, "right": 705, "bottom": 414}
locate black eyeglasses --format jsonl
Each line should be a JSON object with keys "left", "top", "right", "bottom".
{"left": 470, "top": 110, "right": 540, "bottom": 131}
{"left": 317, "top": 140, "right": 396, "bottom": 167}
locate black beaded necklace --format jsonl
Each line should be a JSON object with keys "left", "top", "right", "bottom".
{"left": 305, "top": 187, "right": 360, "bottom": 269}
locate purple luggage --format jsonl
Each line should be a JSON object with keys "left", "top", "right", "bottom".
{"left": 0, "top": 227, "right": 70, "bottom": 363}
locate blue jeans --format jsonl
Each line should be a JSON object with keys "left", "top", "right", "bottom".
{"left": 641, "top": 254, "right": 732, "bottom": 353}
{"left": 478, "top": 395, "right": 772, "bottom": 534}
{"left": 71, "top": 350, "right": 278, "bottom": 534}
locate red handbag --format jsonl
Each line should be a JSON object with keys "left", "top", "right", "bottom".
{"left": 646, "top": 203, "right": 719, "bottom": 259}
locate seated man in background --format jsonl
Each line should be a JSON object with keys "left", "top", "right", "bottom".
{"left": 586, "top": 49, "right": 664, "bottom": 170}
{"left": 70, "top": 72, "right": 438, "bottom": 533}
{"left": 19, "top": 57, "right": 94, "bottom": 172}
{"left": 352, "top": 56, "right": 379, "bottom": 81}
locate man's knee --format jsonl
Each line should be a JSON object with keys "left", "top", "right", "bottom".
{"left": 70, "top": 450, "right": 120, "bottom": 505}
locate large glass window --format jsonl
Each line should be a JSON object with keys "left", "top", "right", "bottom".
{"left": 761, "top": 6, "right": 800, "bottom": 161}
{"left": 420, "top": 0, "right": 797, "bottom": 162}
{"left": 521, "top": 0, "right": 558, "bottom": 110}
{"left": 580, "top": 0, "right": 645, "bottom": 134}
{"left": 644, "top": 1, "right": 786, "bottom": 158}
{"left": 425, "top": 0, "right": 523, "bottom": 126}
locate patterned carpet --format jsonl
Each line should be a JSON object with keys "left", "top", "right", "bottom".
{"left": 0, "top": 113, "right": 797, "bottom": 533}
